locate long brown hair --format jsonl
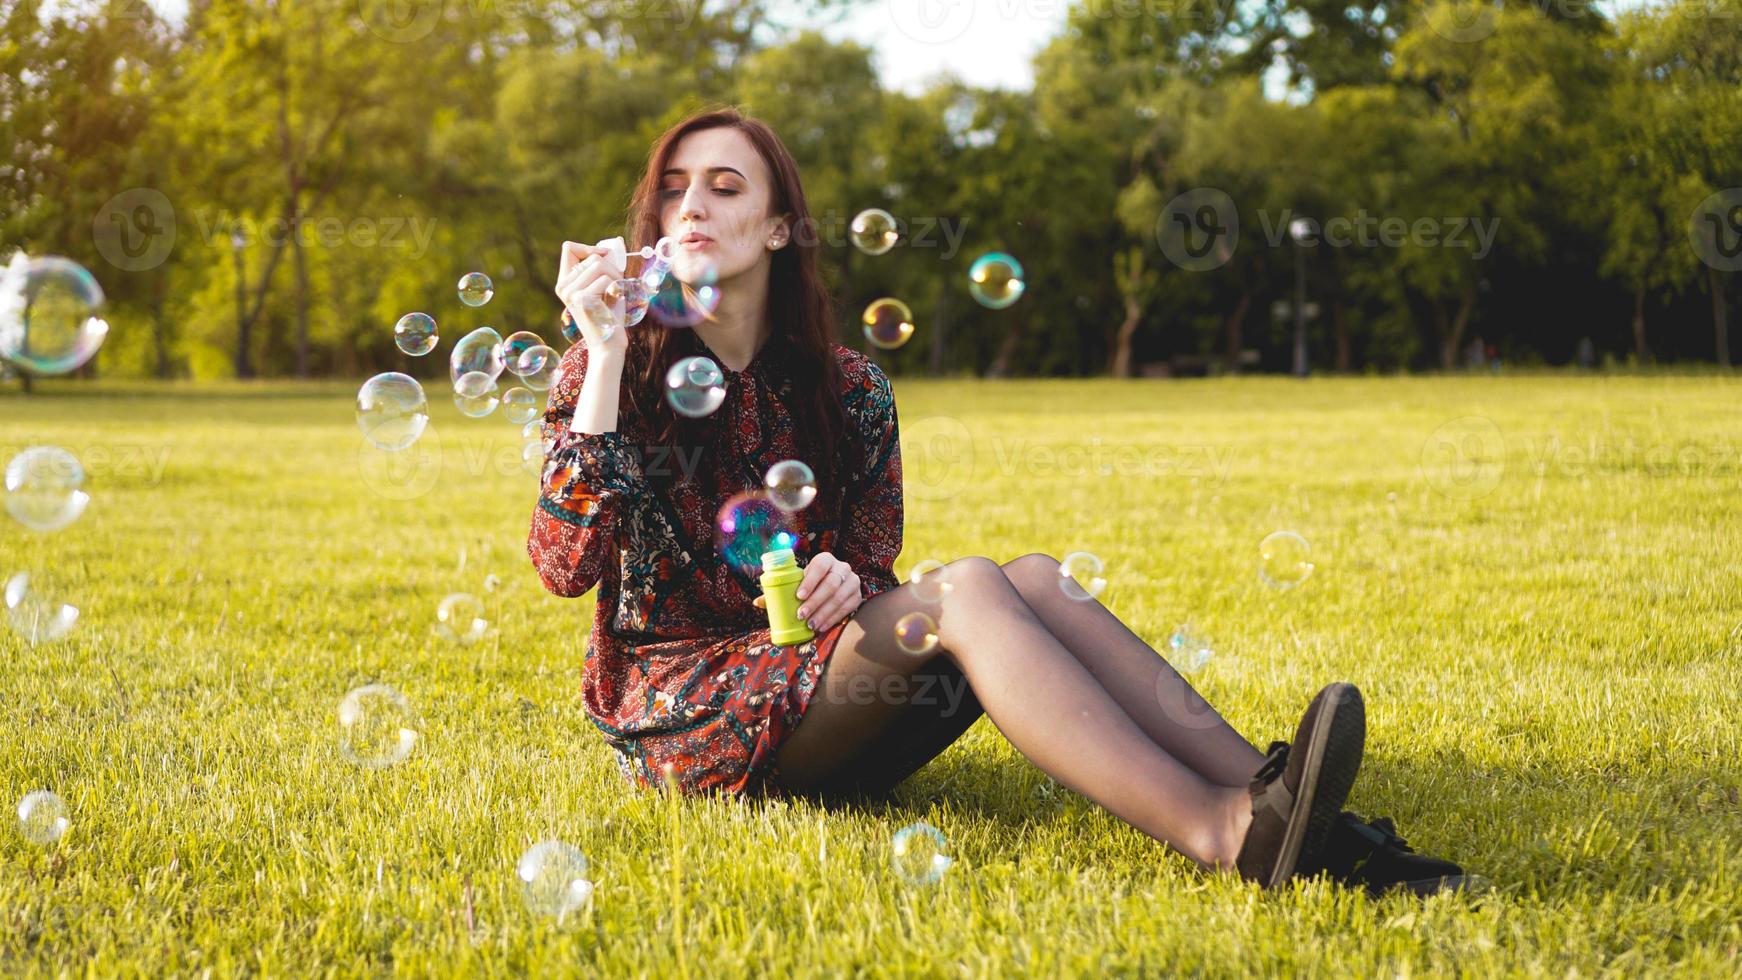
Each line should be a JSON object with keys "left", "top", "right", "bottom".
{"left": 619, "top": 106, "right": 846, "bottom": 504}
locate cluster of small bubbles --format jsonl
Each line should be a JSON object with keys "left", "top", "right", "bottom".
{"left": 0, "top": 253, "right": 110, "bottom": 375}
{"left": 967, "top": 252, "right": 1025, "bottom": 309}
{"left": 909, "top": 558, "right": 951, "bottom": 602}
{"left": 457, "top": 271, "right": 494, "bottom": 307}
{"left": 715, "top": 491, "right": 798, "bottom": 577}
{"left": 862, "top": 297, "right": 915, "bottom": 350}
{"left": 16, "top": 790, "right": 69, "bottom": 846}
{"left": 393, "top": 312, "right": 438, "bottom": 356}
{"left": 666, "top": 356, "right": 726, "bottom": 418}
{"left": 1168, "top": 625, "right": 1214, "bottom": 673}
{"left": 850, "top": 208, "right": 899, "bottom": 255}
{"left": 517, "top": 840, "right": 594, "bottom": 920}
{"left": 513, "top": 345, "right": 560, "bottom": 390}
{"left": 5, "top": 446, "right": 91, "bottom": 532}
{"left": 4, "top": 571, "right": 80, "bottom": 645}
{"left": 764, "top": 459, "right": 817, "bottom": 512}
{"left": 1258, "top": 531, "right": 1314, "bottom": 590}
{"left": 436, "top": 592, "right": 488, "bottom": 644}
{"left": 355, "top": 373, "right": 429, "bottom": 451}
{"left": 449, "top": 327, "right": 506, "bottom": 390}
{"left": 337, "top": 684, "right": 419, "bottom": 769}
{"left": 502, "top": 330, "right": 544, "bottom": 365}
{"left": 890, "top": 822, "right": 952, "bottom": 886}
{"left": 502, "top": 387, "right": 539, "bottom": 425}
{"left": 894, "top": 612, "right": 939, "bottom": 656}
{"left": 1057, "top": 551, "right": 1108, "bottom": 601}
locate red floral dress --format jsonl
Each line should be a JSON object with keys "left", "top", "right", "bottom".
{"left": 527, "top": 331, "right": 902, "bottom": 797}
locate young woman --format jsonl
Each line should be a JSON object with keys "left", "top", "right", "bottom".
{"left": 528, "top": 107, "right": 1464, "bottom": 894}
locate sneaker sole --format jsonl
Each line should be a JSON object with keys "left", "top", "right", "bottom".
{"left": 1268, "top": 683, "right": 1366, "bottom": 888}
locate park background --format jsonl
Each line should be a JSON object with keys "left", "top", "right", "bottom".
{"left": 3, "top": 0, "right": 1742, "bottom": 385}
{"left": 3, "top": 0, "right": 1742, "bottom": 975}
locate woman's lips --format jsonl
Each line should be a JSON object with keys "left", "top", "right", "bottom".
{"left": 680, "top": 237, "right": 713, "bottom": 249}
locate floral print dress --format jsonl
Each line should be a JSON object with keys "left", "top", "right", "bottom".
{"left": 526, "top": 330, "right": 902, "bottom": 796}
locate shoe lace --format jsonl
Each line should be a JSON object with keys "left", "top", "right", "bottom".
{"left": 1252, "top": 741, "right": 1289, "bottom": 784}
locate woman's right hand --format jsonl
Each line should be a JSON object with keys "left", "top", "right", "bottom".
{"left": 554, "top": 241, "right": 629, "bottom": 361}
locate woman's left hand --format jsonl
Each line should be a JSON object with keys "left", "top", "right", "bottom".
{"left": 752, "top": 551, "right": 861, "bottom": 633}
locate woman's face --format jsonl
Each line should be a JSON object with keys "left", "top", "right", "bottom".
{"left": 658, "top": 127, "right": 788, "bottom": 287}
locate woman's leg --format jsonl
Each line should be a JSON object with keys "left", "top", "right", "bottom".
{"left": 998, "top": 553, "right": 1266, "bottom": 789}
{"left": 775, "top": 556, "right": 1253, "bottom": 869}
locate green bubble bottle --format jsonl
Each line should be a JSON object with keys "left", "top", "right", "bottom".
{"left": 760, "top": 547, "right": 815, "bottom": 646}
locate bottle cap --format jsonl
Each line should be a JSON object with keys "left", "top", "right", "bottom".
{"left": 760, "top": 547, "right": 796, "bottom": 572}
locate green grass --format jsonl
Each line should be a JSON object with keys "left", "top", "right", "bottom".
{"left": 3, "top": 373, "right": 1740, "bottom": 975}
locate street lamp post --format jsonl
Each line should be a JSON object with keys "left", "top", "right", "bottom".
{"left": 1288, "top": 218, "right": 1312, "bottom": 378}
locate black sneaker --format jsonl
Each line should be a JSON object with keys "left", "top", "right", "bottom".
{"left": 1234, "top": 682, "right": 1367, "bottom": 888}
{"left": 1311, "top": 812, "right": 1469, "bottom": 898}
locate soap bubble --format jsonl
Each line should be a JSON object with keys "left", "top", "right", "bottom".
{"left": 517, "top": 840, "right": 594, "bottom": 920}
{"left": 4, "top": 571, "right": 80, "bottom": 645}
{"left": 393, "top": 312, "right": 438, "bottom": 356}
{"left": 356, "top": 373, "right": 429, "bottom": 451}
{"left": 337, "top": 684, "right": 419, "bottom": 769}
{"left": 606, "top": 279, "right": 651, "bottom": 327}
{"left": 457, "top": 271, "right": 494, "bottom": 307}
{"left": 5, "top": 446, "right": 90, "bottom": 532}
{"left": 0, "top": 253, "right": 110, "bottom": 375}
{"left": 1258, "top": 531, "right": 1314, "bottom": 590}
{"left": 715, "top": 491, "right": 798, "bottom": 577}
{"left": 512, "top": 344, "right": 560, "bottom": 390}
{"left": 436, "top": 592, "right": 488, "bottom": 644}
{"left": 862, "top": 297, "right": 914, "bottom": 350}
{"left": 559, "top": 309, "right": 583, "bottom": 347}
{"left": 17, "top": 790, "right": 69, "bottom": 846}
{"left": 850, "top": 208, "right": 899, "bottom": 255}
{"left": 521, "top": 439, "right": 545, "bottom": 476}
{"left": 502, "top": 330, "right": 544, "bottom": 365}
{"left": 764, "top": 459, "right": 817, "bottom": 512}
{"left": 647, "top": 276, "right": 721, "bottom": 328}
{"left": 910, "top": 558, "right": 952, "bottom": 602}
{"left": 968, "top": 252, "right": 1026, "bottom": 309}
{"left": 449, "top": 327, "right": 506, "bottom": 387}
{"left": 1168, "top": 625, "right": 1214, "bottom": 673}
{"left": 894, "top": 612, "right": 939, "bottom": 656}
{"left": 890, "top": 822, "right": 952, "bottom": 886}
{"left": 1058, "top": 551, "right": 1107, "bottom": 601}
{"left": 502, "top": 387, "right": 539, "bottom": 425}
{"left": 665, "top": 356, "right": 726, "bottom": 418}
{"left": 453, "top": 370, "right": 495, "bottom": 399}
{"left": 453, "top": 379, "right": 500, "bottom": 419}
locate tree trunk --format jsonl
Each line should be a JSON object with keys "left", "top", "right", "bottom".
{"left": 1110, "top": 292, "right": 1141, "bottom": 378}
{"left": 928, "top": 286, "right": 951, "bottom": 376}
{"left": 1437, "top": 282, "right": 1478, "bottom": 370}
{"left": 293, "top": 214, "right": 310, "bottom": 378}
{"left": 1711, "top": 265, "right": 1731, "bottom": 368}
{"left": 234, "top": 234, "right": 253, "bottom": 379}
{"left": 1631, "top": 282, "right": 1650, "bottom": 364}
{"left": 1333, "top": 297, "right": 1351, "bottom": 373}
{"left": 1224, "top": 292, "right": 1250, "bottom": 374}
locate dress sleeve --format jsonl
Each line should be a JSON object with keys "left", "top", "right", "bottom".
{"left": 527, "top": 341, "right": 647, "bottom": 598}
{"left": 832, "top": 359, "right": 903, "bottom": 601}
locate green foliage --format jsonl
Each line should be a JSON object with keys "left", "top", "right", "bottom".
{"left": 2, "top": 0, "right": 1740, "bottom": 380}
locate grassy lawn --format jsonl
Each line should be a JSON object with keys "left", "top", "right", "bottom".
{"left": 2, "top": 373, "right": 1739, "bottom": 975}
